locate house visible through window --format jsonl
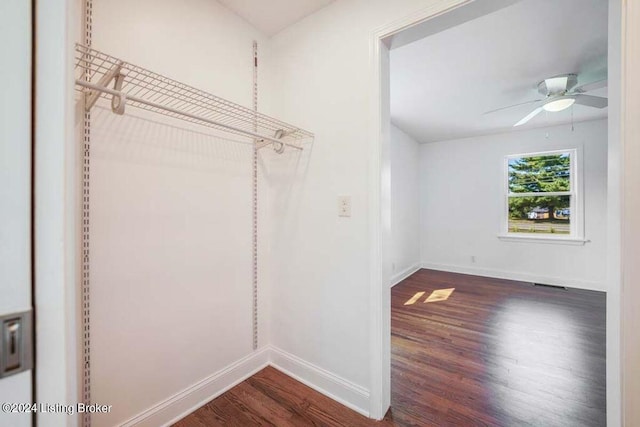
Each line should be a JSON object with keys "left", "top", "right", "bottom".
{"left": 506, "top": 150, "right": 576, "bottom": 237}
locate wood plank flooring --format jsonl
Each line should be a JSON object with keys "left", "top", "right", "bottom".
{"left": 175, "top": 269, "right": 606, "bottom": 426}
{"left": 388, "top": 269, "right": 606, "bottom": 427}
{"left": 174, "top": 366, "right": 378, "bottom": 427}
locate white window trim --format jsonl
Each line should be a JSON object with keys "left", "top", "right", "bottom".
{"left": 499, "top": 148, "right": 585, "bottom": 244}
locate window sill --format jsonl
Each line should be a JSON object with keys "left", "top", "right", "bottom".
{"left": 497, "top": 234, "right": 589, "bottom": 246}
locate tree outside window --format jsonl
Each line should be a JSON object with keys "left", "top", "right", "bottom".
{"left": 506, "top": 151, "right": 574, "bottom": 235}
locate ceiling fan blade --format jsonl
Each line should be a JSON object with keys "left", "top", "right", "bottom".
{"left": 571, "top": 78, "right": 607, "bottom": 93}
{"left": 514, "top": 107, "right": 543, "bottom": 127}
{"left": 484, "top": 99, "right": 542, "bottom": 115}
{"left": 573, "top": 94, "right": 608, "bottom": 108}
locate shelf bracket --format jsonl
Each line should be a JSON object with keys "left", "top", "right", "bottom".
{"left": 256, "top": 129, "right": 299, "bottom": 154}
{"left": 255, "top": 139, "right": 270, "bottom": 150}
{"left": 84, "top": 62, "right": 124, "bottom": 112}
{"left": 272, "top": 129, "right": 286, "bottom": 154}
{"left": 110, "top": 72, "right": 126, "bottom": 115}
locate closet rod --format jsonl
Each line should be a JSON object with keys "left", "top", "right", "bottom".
{"left": 75, "top": 79, "right": 303, "bottom": 150}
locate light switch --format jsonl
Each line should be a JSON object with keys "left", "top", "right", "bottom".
{"left": 338, "top": 196, "right": 351, "bottom": 217}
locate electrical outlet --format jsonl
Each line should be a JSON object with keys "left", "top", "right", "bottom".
{"left": 338, "top": 196, "right": 351, "bottom": 217}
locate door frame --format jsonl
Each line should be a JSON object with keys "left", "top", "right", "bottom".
{"left": 30, "top": 0, "right": 640, "bottom": 425}
{"left": 366, "top": 1, "right": 635, "bottom": 425}
{"left": 33, "top": 0, "right": 79, "bottom": 425}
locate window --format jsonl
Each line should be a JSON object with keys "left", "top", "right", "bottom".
{"left": 504, "top": 149, "right": 581, "bottom": 240}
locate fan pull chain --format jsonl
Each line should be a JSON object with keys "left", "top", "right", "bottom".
{"left": 571, "top": 105, "right": 575, "bottom": 131}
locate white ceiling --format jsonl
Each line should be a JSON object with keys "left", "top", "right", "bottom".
{"left": 218, "top": 0, "right": 335, "bottom": 36}
{"left": 390, "top": 0, "right": 608, "bottom": 143}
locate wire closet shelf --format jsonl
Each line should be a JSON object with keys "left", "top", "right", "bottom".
{"left": 74, "top": 43, "right": 313, "bottom": 152}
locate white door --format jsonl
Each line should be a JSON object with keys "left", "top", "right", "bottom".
{"left": 0, "top": 1, "right": 34, "bottom": 427}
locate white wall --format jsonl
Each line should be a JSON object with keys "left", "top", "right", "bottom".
{"left": 82, "top": 1, "right": 272, "bottom": 425}
{"left": 418, "top": 119, "right": 608, "bottom": 291}
{"left": 266, "top": 0, "right": 467, "bottom": 416}
{"left": 390, "top": 125, "right": 421, "bottom": 285}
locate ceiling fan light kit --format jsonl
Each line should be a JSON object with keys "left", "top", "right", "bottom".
{"left": 543, "top": 97, "right": 575, "bottom": 112}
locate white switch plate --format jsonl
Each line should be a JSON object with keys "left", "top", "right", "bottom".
{"left": 338, "top": 196, "right": 351, "bottom": 217}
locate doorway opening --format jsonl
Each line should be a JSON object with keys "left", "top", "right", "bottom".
{"left": 377, "top": 0, "right": 613, "bottom": 424}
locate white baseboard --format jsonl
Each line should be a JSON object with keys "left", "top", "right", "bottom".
{"left": 390, "top": 262, "right": 421, "bottom": 287}
{"left": 121, "top": 347, "right": 270, "bottom": 427}
{"left": 269, "top": 346, "right": 370, "bottom": 418}
{"left": 119, "top": 345, "right": 371, "bottom": 426}
{"left": 421, "top": 262, "right": 605, "bottom": 292}
{"left": 97, "top": 260, "right": 605, "bottom": 427}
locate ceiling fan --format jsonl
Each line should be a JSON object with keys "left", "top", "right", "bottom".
{"left": 485, "top": 73, "right": 608, "bottom": 127}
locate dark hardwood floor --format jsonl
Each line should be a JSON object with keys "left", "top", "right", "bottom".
{"left": 174, "top": 366, "right": 378, "bottom": 427}
{"left": 387, "top": 269, "right": 606, "bottom": 427}
{"left": 175, "top": 269, "right": 606, "bottom": 426}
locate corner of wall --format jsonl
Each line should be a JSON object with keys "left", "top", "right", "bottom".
{"left": 122, "top": 346, "right": 374, "bottom": 426}
{"left": 390, "top": 263, "right": 421, "bottom": 287}
{"left": 268, "top": 346, "right": 371, "bottom": 418}
{"left": 121, "top": 347, "right": 271, "bottom": 427}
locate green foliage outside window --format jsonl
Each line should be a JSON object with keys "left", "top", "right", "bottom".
{"left": 507, "top": 153, "right": 572, "bottom": 234}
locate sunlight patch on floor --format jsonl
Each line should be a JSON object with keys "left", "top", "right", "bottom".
{"left": 425, "top": 288, "right": 455, "bottom": 303}
{"left": 404, "top": 291, "right": 426, "bottom": 305}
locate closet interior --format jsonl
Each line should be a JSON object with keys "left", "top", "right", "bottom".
{"left": 75, "top": 2, "right": 314, "bottom": 426}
